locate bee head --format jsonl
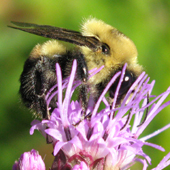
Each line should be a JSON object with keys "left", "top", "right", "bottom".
{"left": 80, "top": 18, "right": 142, "bottom": 77}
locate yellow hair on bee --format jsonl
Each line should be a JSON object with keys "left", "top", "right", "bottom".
{"left": 41, "top": 40, "right": 66, "bottom": 57}
{"left": 30, "top": 40, "right": 66, "bottom": 59}
{"left": 80, "top": 18, "right": 142, "bottom": 85}
{"left": 30, "top": 44, "right": 42, "bottom": 59}
{"left": 81, "top": 18, "right": 113, "bottom": 38}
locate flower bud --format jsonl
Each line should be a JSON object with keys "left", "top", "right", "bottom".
{"left": 12, "top": 149, "right": 45, "bottom": 170}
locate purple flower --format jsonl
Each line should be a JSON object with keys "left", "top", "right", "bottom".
{"left": 152, "top": 152, "right": 170, "bottom": 170}
{"left": 30, "top": 60, "right": 170, "bottom": 170}
{"left": 12, "top": 149, "right": 46, "bottom": 170}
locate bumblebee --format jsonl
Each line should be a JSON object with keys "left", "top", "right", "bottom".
{"left": 8, "top": 18, "right": 143, "bottom": 119}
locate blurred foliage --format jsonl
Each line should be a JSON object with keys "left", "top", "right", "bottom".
{"left": 0, "top": 0, "right": 170, "bottom": 169}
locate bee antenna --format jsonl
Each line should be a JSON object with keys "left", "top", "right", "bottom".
{"left": 120, "top": 108, "right": 132, "bottom": 130}
{"left": 137, "top": 92, "right": 149, "bottom": 127}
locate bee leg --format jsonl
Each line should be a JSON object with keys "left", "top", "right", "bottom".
{"left": 71, "top": 53, "right": 89, "bottom": 124}
{"left": 36, "top": 95, "right": 49, "bottom": 119}
{"left": 79, "top": 84, "right": 88, "bottom": 115}
{"left": 75, "top": 53, "right": 89, "bottom": 113}
{"left": 73, "top": 82, "right": 88, "bottom": 126}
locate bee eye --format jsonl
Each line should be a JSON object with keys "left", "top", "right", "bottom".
{"left": 120, "top": 71, "right": 135, "bottom": 94}
{"left": 101, "top": 43, "right": 110, "bottom": 55}
{"left": 109, "top": 70, "right": 136, "bottom": 99}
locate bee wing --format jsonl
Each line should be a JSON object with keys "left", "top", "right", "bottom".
{"left": 8, "top": 21, "right": 102, "bottom": 52}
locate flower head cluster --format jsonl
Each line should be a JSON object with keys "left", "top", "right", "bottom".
{"left": 13, "top": 149, "right": 45, "bottom": 170}
{"left": 16, "top": 60, "right": 170, "bottom": 170}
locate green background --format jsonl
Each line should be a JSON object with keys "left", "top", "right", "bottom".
{"left": 0, "top": 0, "right": 170, "bottom": 169}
